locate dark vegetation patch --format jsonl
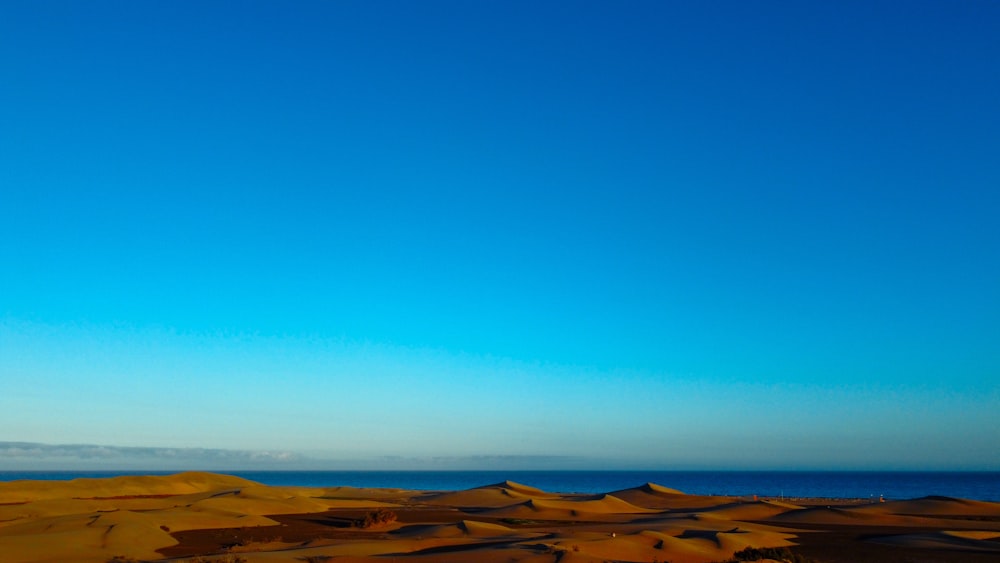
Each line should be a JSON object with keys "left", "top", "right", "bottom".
{"left": 721, "top": 546, "right": 818, "bottom": 562}
{"left": 356, "top": 508, "right": 398, "bottom": 528}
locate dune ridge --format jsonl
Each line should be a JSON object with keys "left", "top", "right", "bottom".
{"left": 0, "top": 471, "right": 257, "bottom": 504}
{"left": 641, "top": 482, "right": 686, "bottom": 495}
{"left": 478, "top": 480, "right": 549, "bottom": 495}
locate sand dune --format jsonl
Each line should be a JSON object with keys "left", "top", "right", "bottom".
{"left": 2, "top": 472, "right": 999, "bottom": 562}
{"left": 420, "top": 480, "right": 558, "bottom": 509}
{"left": 314, "top": 485, "right": 417, "bottom": 499}
{"left": 480, "top": 480, "right": 550, "bottom": 495}
{"left": 868, "top": 531, "right": 1000, "bottom": 552}
{"left": 480, "top": 495, "right": 655, "bottom": 521}
{"left": 527, "top": 494, "right": 655, "bottom": 514}
{"left": 611, "top": 483, "right": 736, "bottom": 511}
{"left": 0, "top": 471, "right": 256, "bottom": 503}
{"left": 769, "top": 498, "right": 1000, "bottom": 530}
{"left": 421, "top": 487, "right": 536, "bottom": 508}
{"left": 395, "top": 519, "right": 524, "bottom": 539}
{"left": 687, "top": 500, "right": 802, "bottom": 521}
{"left": 855, "top": 495, "right": 1000, "bottom": 517}
{"left": 769, "top": 504, "right": 917, "bottom": 526}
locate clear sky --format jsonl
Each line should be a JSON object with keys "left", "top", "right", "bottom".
{"left": 1, "top": 1, "right": 998, "bottom": 471}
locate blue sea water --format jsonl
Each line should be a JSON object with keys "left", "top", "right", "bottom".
{"left": 1, "top": 470, "right": 998, "bottom": 501}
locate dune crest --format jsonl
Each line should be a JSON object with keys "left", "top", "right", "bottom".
{"left": 643, "top": 482, "right": 686, "bottom": 495}
{"left": 611, "top": 483, "right": 732, "bottom": 511}
{"left": 477, "top": 480, "right": 548, "bottom": 495}
{"left": 0, "top": 471, "right": 258, "bottom": 504}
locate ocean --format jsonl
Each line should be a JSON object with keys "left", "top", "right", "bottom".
{"left": 1, "top": 470, "right": 998, "bottom": 501}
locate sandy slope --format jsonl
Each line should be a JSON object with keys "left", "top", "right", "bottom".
{"left": 1, "top": 473, "right": 999, "bottom": 562}
{"left": 0, "top": 472, "right": 395, "bottom": 562}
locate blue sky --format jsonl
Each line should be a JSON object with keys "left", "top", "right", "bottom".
{"left": 1, "top": 1, "right": 998, "bottom": 470}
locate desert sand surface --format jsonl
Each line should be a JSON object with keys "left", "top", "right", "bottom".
{"left": 1, "top": 472, "right": 999, "bottom": 563}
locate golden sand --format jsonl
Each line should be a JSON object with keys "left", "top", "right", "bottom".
{"left": 1, "top": 472, "right": 999, "bottom": 562}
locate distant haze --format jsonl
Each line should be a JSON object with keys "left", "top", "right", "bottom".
{"left": 1, "top": 1, "right": 998, "bottom": 471}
